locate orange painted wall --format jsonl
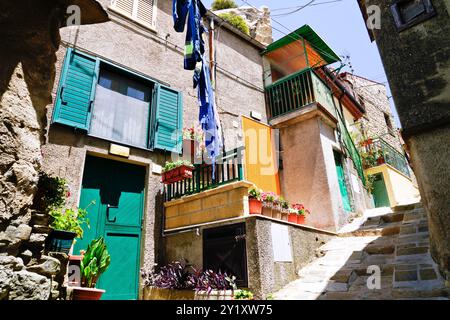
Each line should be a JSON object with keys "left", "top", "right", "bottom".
{"left": 242, "top": 117, "right": 281, "bottom": 194}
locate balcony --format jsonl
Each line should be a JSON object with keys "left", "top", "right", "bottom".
{"left": 164, "top": 147, "right": 245, "bottom": 202}
{"left": 360, "top": 138, "right": 411, "bottom": 178}
{"left": 265, "top": 68, "right": 336, "bottom": 122}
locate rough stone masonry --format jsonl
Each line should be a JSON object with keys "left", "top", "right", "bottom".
{"left": 0, "top": 0, "right": 108, "bottom": 300}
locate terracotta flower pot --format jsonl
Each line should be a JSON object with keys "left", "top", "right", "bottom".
{"left": 272, "top": 207, "right": 282, "bottom": 220}
{"left": 249, "top": 198, "right": 262, "bottom": 215}
{"left": 162, "top": 165, "right": 194, "bottom": 184}
{"left": 297, "top": 215, "right": 306, "bottom": 225}
{"left": 288, "top": 213, "right": 298, "bottom": 224}
{"left": 262, "top": 205, "right": 272, "bottom": 218}
{"left": 72, "top": 287, "right": 105, "bottom": 300}
{"left": 377, "top": 157, "right": 385, "bottom": 165}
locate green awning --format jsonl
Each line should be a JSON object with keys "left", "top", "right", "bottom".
{"left": 262, "top": 24, "right": 341, "bottom": 65}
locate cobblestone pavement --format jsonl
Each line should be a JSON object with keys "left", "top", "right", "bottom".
{"left": 273, "top": 203, "right": 449, "bottom": 300}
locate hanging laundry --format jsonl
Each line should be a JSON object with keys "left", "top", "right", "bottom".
{"left": 173, "top": 0, "right": 223, "bottom": 178}
{"left": 172, "top": 0, "right": 207, "bottom": 70}
{"left": 194, "top": 56, "right": 223, "bottom": 170}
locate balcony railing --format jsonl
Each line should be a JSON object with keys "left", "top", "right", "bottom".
{"left": 361, "top": 139, "right": 410, "bottom": 178}
{"left": 164, "top": 147, "right": 245, "bottom": 202}
{"left": 265, "top": 68, "right": 335, "bottom": 120}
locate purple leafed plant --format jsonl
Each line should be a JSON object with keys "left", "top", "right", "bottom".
{"left": 141, "top": 262, "right": 236, "bottom": 293}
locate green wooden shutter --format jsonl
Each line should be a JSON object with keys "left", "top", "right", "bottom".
{"left": 151, "top": 83, "right": 183, "bottom": 153}
{"left": 52, "top": 48, "right": 99, "bottom": 131}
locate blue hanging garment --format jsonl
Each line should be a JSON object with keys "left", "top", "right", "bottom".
{"left": 173, "top": 0, "right": 223, "bottom": 178}
{"left": 172, "top": 0, "right": 207, "bottom": 70}
{"left": 194, "top": 56, "right": 223, "bottom": 175}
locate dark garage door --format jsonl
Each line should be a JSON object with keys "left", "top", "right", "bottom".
{"left": 203, "top": 223, "right": 248, "bottom": 287}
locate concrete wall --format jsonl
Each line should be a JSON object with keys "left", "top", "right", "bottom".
{"left": 164, "top": 217, "right": 335, "bottom": 299}
{"left": 278, "top": 113, "right": 347, "bottom": 231}
{"left": 41, "top": 1, "right": 267, "bottom": 277}
{"left": 246, "top": 218, "right": 335, "bottom": 298}
{"left": 363, "top": 0, "right": 450, "bottom": 283}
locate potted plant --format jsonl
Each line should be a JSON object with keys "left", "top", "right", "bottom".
{"left": 248, "top": 187, "right": 262, "bottom": 215}
{"left": 182, "top": 127, "right": 204, "bottom": 164}
{"left": 288, "top": 206, "right": 299, "bottom": 224}
{"left": 261, "top": 192, "right": 276, "bottom": 218}
{"left": 377, "top": 150, "right": 386, "bottom": 165}
{"left": 162, "top": 160, "right": 195, "bottom": 184}
{"left": 141, "top": 262, "right": 236, "bottom": 300}
{"left": 72, "top": 237, "right": 111, "bottom": 300}
{"left": 279, "top": 197, "right": 290, "bottom": 221}
{"left": 292, "top": 204, "right": 309, "bottom": 225}
{"left": 45, "top": 205, "right": 92, "bottom": 254}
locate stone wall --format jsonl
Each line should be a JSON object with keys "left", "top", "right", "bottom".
{"left": 340, "top": 73, "right": 403, "bottom": 152}
{"left": 213, "top": 6, "right": 273, "bottom": 45}
{"left": 361, "top": 0, "right": 450, "bottom": 284}
{"left": 0, "top": 0, "right": 108, "bottom": 300}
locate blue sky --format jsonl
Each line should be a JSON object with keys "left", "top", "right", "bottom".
{"left": 203, "top": 0, "right": 401, "bottom": 127}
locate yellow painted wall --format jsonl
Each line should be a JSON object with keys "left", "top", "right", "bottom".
{"left": 366, "top": 164, "right": 420, "bottom": 207}
{"left": 242, "top": 117, "right": 281, "bottom": 194}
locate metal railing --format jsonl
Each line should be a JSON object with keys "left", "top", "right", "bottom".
{"left": 265, "top": 68, "right": 335, "bottom": 120}
{"left": 336, "top": 109, "right": 366, "bottom": 185}
{"left": 164, "top": 147, "right": 245, "bottom": 202}
{"left": 362, "top": 139, "right": 410, "bottom": 178}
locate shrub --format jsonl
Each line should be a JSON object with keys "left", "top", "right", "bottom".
{"left": 218, "top": 13, "right": 250, "bottom": 35}
{"left": 212, "top": 0, "right": 238, "bottom": 11}
{"left": 234, "top": 289, "right": 254, "bottom": 300}
{"left": 34, "top": 173, "right": 68, "bottom": 212}
{"left": 49, "top": 206, "right": 91, "bottom": 238}
{"left": 141, "top": 262, "right": 237, "bottom": 293}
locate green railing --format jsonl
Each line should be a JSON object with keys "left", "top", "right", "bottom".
{"left": 165, "top": 147, "right": 245, "bottom": 201}
{"left": 364, "top": 139, "right": 411, "bottom": 178}
{"left": 265, "top": 68, "right": 335, "bottom": 120}
{"left": 336, "top": 109, "right": 366, "bottom": 185}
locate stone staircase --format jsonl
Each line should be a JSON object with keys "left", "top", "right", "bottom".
{"left": 273, "top": 203, "right": 449, "bottom": 300}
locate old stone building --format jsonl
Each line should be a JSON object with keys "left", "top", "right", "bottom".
{"left": 358, "top": 0, "right": 450, "bottom": 286}
{"left": 339, "top": 72, "right": 403, "bottom": 152}
{"left": 213, "top": 5, "right": 273, "bottom": 45}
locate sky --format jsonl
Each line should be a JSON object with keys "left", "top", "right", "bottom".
{"left": 202, "top": 0, "right": 401, "bottom": 127}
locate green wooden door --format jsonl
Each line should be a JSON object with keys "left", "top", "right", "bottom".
{"left": 75, "top": 155, "right": 145, "bottom": 300}
{"left": 334, "top": 151, "right": 352, "bottom": 212}
{"left": 372, "top": 174, "right": 391, "bottom": 208}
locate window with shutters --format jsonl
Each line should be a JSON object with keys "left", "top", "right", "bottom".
{"left": 110, "top": 0, "right": 157, "bottom": 29}
{"left": 52, "top": 48, "right": 183, "bottom": 153}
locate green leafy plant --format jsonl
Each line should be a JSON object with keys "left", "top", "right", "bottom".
{"left": 162, "top": 160, "right": 194, "bottom": 173}
{"left": 49, "top": 201, "right": 94, "bottom": 238}
{"left": 81, "top": 237, "right": 111, "bottom": 288}
{"left": 278, "top": 196, "right": 290, "bottom": 210}
{"left": 234, "top": 289, "right": 254, "bottom": 300}
{"left": 34, "top": 173, "right": 68, "bottom": 212}
{"left": 212, "top": 0, "right": 238, "bottom": 10}
{"left": 248, "top": 187, "right": 262, "bottom": 200}
{"left": 218, "top": 13, "right": 250, "bottom": 35}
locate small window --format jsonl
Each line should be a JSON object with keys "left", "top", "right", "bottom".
{"left": 390, "top": 0, "right": 436, "bottom": 32}
{"left": 111, "top": 0, "right": 157, "bottom": 29}
{"left": 384, "top": 112, "right": 395, "bottom": 134}
{"left": 90, "top": 67, "right": 153, "bottom": 149}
